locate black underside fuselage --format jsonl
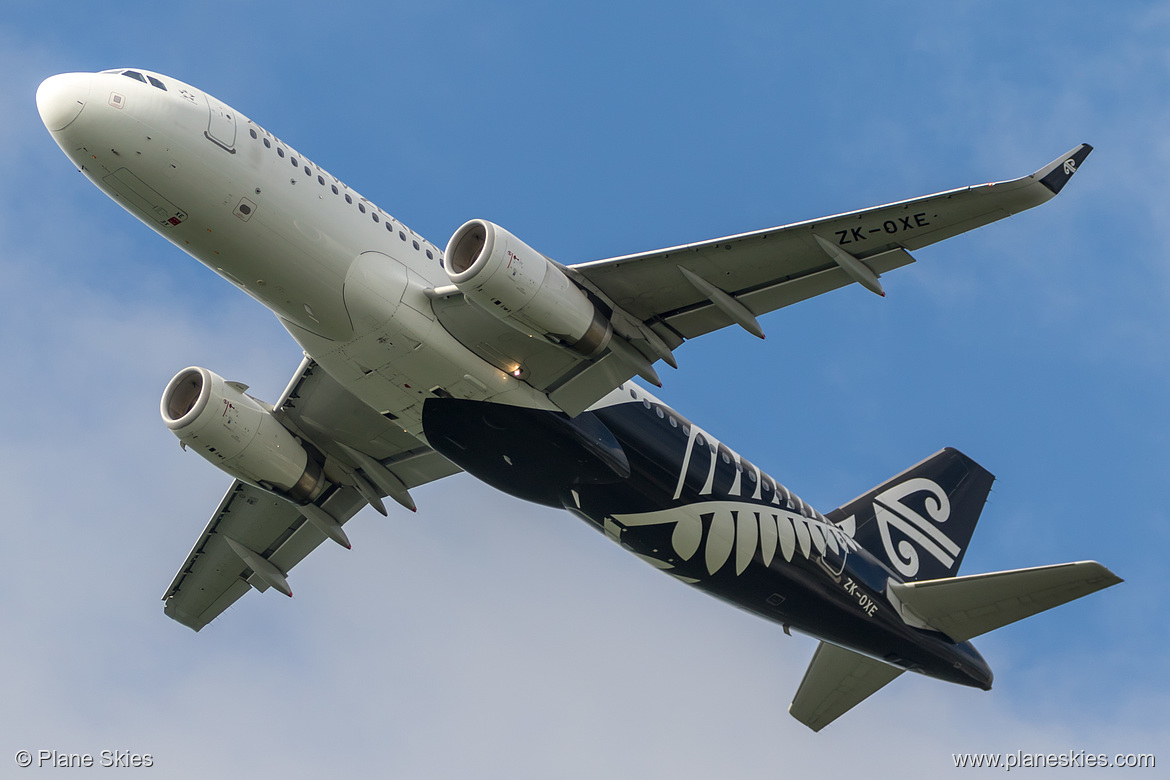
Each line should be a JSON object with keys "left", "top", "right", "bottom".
{"left": 422, "top": 390, "right": 992, "bottom": 690}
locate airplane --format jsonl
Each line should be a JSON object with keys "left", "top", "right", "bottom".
{"left": 37, "top": 68, "right": 1120, "bottom": 731}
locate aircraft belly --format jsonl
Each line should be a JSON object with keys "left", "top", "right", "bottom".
{"left": 421, "top": 397, "right": 631, "bottom": 507}
{"left": 421, "top": 395, "right": 850, "bottom": 607}
{"left": 421, "top": 392, "right": 989, "bottom": 684}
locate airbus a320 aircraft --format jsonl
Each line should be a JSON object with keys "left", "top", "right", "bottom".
{"left": 38, "top": 68, "right": 1120, "bottom": 731}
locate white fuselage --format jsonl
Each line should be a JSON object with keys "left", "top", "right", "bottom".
{"left": 39, "top": 69, "right": 559, "bottom": 440}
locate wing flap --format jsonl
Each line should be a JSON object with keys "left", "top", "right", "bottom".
{"left": 163, "top": 482, "right": 298, "bottom": 629}
{"left": 665, "top": 248, "right": 915, "bottom": 340}
{"left": 886, "top": 560, "right": 1122, "bottom": 642}
{"left": 789, "top": 641, "right": 904, "bottom": 732}
{"left": 163, "top": 482, "right": 369, "bottom": 631}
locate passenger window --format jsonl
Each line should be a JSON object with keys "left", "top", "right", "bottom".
{"left": 317, "top": 175, "right": 325, "bottom": 185}
{"left": 359, "top": 203, "right": 366, "bottom": 213}
{"left": 412, "top": 240, "right": 420, "bottom": 250}
{"left": 331, "top": 185, "right": 339, "bottom": 194}
{"left": 263, "top": 138, "right": 271, "bottom": 148}
{"left": 249, "top": 129, "right": 258, "bottom": 139}
{"left": 304, "top": 166, "right": 311, "bottom": 176}
{"left": 373, "top": 213, "right": 379, "bottom": 223}
{"left": 399, "top": 231, "right": 406, "bottom": 241}
{"left": 345, "top": 194, "right": 353, "bottom": 204}
{"left": 277, "top": 148, "right": 285, "bottom": 158}
{"left": 426, "top": 250, "right": 434, "bottom": 260}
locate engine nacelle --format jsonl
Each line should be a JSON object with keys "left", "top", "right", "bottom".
{"left": 161, "top": 367, "right": 326, "bottom": 503}
{"left": 445, "top": 220, "right": 612, "bottom": 358}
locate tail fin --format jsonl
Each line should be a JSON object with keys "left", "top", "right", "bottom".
{"left": 826, "top": 448, "right": 994, "bottom": 581}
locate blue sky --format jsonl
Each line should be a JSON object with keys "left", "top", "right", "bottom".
{"left": 3, "top": 1, "right": 1167, "bottom": 776}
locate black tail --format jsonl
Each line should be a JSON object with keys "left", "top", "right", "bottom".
{"left": 825, "top": 448, "right": 994, "bottom": 582}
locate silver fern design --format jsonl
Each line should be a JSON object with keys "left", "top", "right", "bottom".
{"left": 610, "top": 501, "right": 859, "bottom": 581}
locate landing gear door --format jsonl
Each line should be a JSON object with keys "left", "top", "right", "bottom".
{"left": 205, "top": 94, "right": 237, "bottom": 153}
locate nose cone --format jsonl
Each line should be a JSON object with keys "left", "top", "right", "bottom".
{"left": 37, "top": 72, "right": 92, "bottom": 132}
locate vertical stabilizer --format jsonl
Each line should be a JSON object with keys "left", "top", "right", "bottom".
{"left": 827, "top": 448, "right": 994, "bottom": 581}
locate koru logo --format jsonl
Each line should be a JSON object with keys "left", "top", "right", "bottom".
{"left": 871, "top": 477, "right": 959, "bottom": 578}
{"left": 1063, "top": 158, "right": 1078, "bottom": 175}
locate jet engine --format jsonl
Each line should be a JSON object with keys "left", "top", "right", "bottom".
{"left": 444, "top": 220, "right": 612, "bottom": 358}
{"left": 160, "top": 367, "right": 326, "bottom": 503}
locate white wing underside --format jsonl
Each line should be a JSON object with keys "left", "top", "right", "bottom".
{"left": 162, "top": 357, "right": 459, "bottom": 631}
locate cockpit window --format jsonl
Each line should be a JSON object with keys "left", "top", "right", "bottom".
{"left": 119, "top": 71, "right": 167, "bottom": 91}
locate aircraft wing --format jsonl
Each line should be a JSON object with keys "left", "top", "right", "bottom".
{"left": 432, "top": 145, "right": 1090, "bottom": 416}
{"left": 162, "top": 357, "right": 459, "bottom": 631}
{"left": 570, "top": 144, "right": 1091, "bottom": 343}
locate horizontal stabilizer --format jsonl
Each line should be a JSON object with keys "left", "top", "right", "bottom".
{"left": 886, "top": 561, "right": 1122, "bottom": 642}
{"left": 789, "top": 641, "right": 904, "bottom": 732}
